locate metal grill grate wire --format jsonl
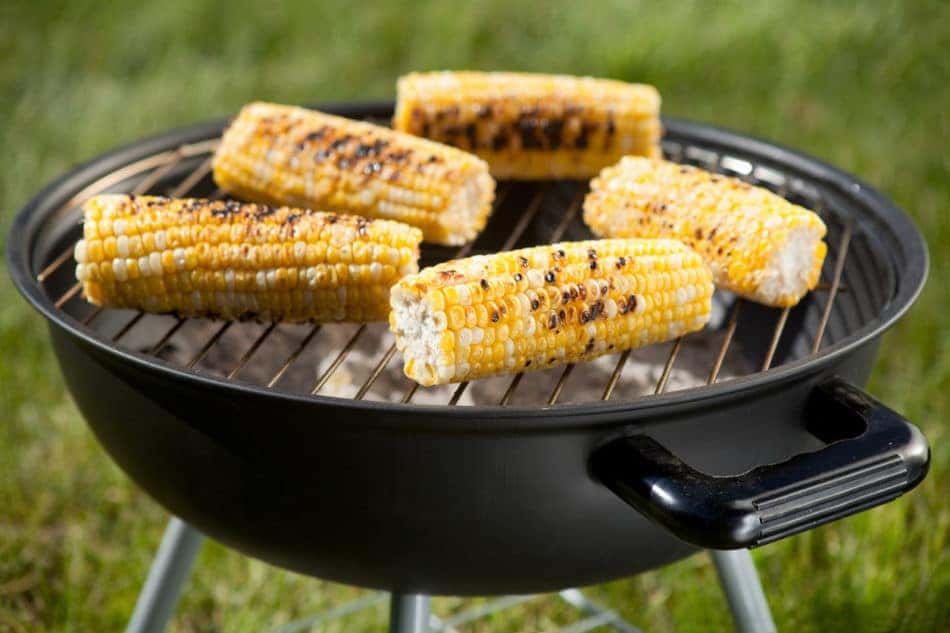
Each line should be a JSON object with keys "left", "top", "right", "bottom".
{"left": 38, "top": 126, "right": 858, "bottom": 409}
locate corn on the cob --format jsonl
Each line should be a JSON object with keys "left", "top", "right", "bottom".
{"left": 393, "top": 71, "right": 662, "bottom": 180}
{"left": 390, "top": 239, "right": 712, "bottom": 386}
{"left": 583, "top": 157, "right": 827, "bottom": 307}
{"left": 73, "top": 194, "right": 422, "bottom": 322}
{"left": 212, "top": 102, "right": 495, "bottom": 246}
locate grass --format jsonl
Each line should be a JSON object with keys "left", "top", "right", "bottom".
{"left": 1, "top": 0, "right": 947, "bottom": 630}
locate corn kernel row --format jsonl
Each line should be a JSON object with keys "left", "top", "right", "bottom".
{"left": 584, "top": 157, "right": 827, "bottom": 307}
{"left": 390, "top": 238, "right": 713, "bottom": 386}
{"left": 213, "top": 102, "right": 495, "bottom": 245}
{"left": 74, "top": 194, "right": 422, "bottom": 322}
{"left": 394, "top": 71, "right": 662, "bottom": 179}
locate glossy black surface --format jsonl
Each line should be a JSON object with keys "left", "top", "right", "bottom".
{"left": 593, "top": 377, "right": 929, "bottom": 549}
{"left": 7, "top": 103, "right": 930, "bottom": 594}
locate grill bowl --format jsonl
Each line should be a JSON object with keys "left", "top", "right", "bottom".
{"left": 8, "top": 103, "right": 928, "bottom": 594}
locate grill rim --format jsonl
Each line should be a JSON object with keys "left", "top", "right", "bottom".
{"left": 7, "top": 102, "right": 929, "bottom": 429}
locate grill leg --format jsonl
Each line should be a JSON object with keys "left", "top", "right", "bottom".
{"left": 711, "top": 550, "right": 776, "bottom": 633}
{"left": 389, "top": 593, "right": 431, "bottom": 633}
{"left": 125, "top": 517, "right": 204, "bottom": 633}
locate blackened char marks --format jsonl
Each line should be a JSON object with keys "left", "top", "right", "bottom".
{"left": 436, "top": 105, "right": 460, "bottom": 120}
{"left": 516, "top": 117, "right": 543, "bottom": 150}
{"left": 603, "top": 114, "right": 616, "bottom": 150}
{"left": 254, "top": 204, "right": 277, "bottom": 219}
{"left": 211, "top": 200, "right": 246, "bottom": 219}
{"left": 465, "top": 123, "right": 477, "bottom": 149}
{"left": 294, "top": 127, "right": 329, "bottom": 150}
{"left": 354, "top": 139, "right": 389, "bottom": 159}
{"left": 307, "top": 128, "right": 328, "bottom": 142}
{"left": 387, "top": 149, "right": 411, "bottom": 163}
{"left": 544, "top": 118, "right": 564, "bottom": 150}
{"left": 574, "top": 122, "right": 597, "bottom": 149}
{"left": 492, "top": 129, "right": 510, "bottom": 151}
{"left": 329, "top": 135, "right": 353, "bottom": 151}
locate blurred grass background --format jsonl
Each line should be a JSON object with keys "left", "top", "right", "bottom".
{"left": 1, "top": 0, "right": 947, "bottom": 631}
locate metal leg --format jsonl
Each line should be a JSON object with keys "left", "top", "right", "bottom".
{"left": 125, "top": 517, "right": 204, "bottom": 633}
{"left": 711, "top": 550, "right": 776, "bottom": 633}
{"left": 389, "top": 593, "right": 431, "bottom": 633}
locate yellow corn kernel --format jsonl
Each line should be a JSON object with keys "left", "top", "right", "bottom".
{"left": 213, "top": 102, "right": 495, "bottom": 245}
{"left": 74, "top": 194, "right": 422, "bottom": 322}
{"left": 389, "top": 238, "right": 713, "bottom": 386}
{"left": 583, "top": 157, "right": 827, "bottom": 307}
{"left": 394, "top": 71, "right": 662, "bottom": 180}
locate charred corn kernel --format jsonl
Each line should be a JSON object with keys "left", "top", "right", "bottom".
{"left": 389, "top": 238, "right": 713, "bottom": 386}
{"left": 74, "top": 194, "right": 422, "bottom": 322}
{"left": 213, "top": 102, "right": 495, "bottom": 246}
{"left": 393, "top": 71, "right": 662, "bottom": 180}
{"left": 584, "top": 157, "right": 828, "bottom": 307}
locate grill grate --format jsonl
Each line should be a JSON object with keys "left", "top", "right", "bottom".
{"left": 35, "top": 118, "right": 882, "bottom": 409}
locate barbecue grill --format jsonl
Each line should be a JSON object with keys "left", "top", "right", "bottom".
{"left": 8, "top": 102, "right": 930, "bottom": 633}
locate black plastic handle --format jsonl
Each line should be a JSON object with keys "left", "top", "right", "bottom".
{"left": 592, "top": 377, "right": 929, "bottom": 549}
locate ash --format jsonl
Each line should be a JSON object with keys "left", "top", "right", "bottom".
{"left": 109, "top": 295, "right": 749, "bottom": 408}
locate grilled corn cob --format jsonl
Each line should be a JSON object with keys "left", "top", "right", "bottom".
{"left": 73, "top": 194, "right": 422, "bottom": 322}
{"left": 390, "top": 239, "right": 712, "bottom": 386}
{"left": 212, "top": 102, "right": 495, "bottom": 246}
{"left": 584, "top": 157, "right": 827, "bottom": 307}
{"left": 393, "top": 71, "right": 662, "bottom": 180}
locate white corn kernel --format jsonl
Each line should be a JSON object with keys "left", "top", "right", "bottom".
{"left": 527, "top": 269, "right": 544, "bottom": 288}
{"left": 149, "top": 252, "right": 162, "bottom": 276}
{"left": 112, "top": 258, "right": 127, "bottom": 282}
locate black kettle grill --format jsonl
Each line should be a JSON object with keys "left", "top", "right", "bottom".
{"left": 7, "top": 103, "right": 929, "bottom": 632}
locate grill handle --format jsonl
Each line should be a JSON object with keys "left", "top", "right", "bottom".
{"left": 591, "top": 377, "right": 929, "bottom": 549}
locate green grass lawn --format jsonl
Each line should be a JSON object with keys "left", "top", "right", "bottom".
{"left": 1, "top": 1, "right": 947, "bottom": 630}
